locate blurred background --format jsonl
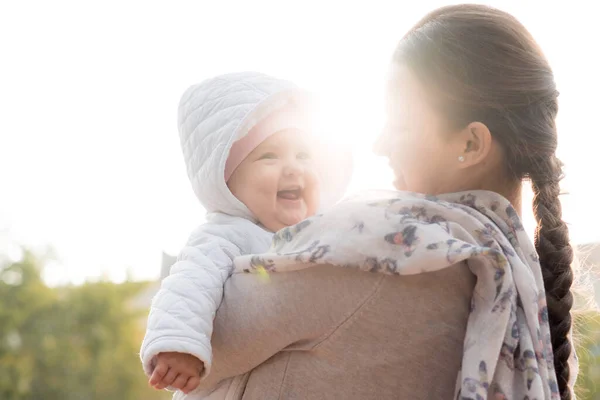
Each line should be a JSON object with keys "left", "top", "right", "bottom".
{"left": 1, "top": 0, "right": 598, "bottom": 399}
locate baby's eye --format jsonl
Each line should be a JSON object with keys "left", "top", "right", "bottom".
{"left": 297, "top": 152, "right": 311, "bottom": 160}
{"left": 259, "top": 152, "right": 278, "bottom": 160}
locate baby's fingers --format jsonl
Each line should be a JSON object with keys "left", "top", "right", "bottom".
{"left": 171, "top": 374, "right": 189, "bottom": 391}
{"left": 182, "top": 376, "right": 201, "bottom": 394}
{"left": 149, "top": 363, "right": 168, "bottom": 387}
{"left": 155, "top": 368, "right": 178, "bottom": 390}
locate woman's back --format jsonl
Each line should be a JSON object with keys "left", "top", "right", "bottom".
{"left": 209, "top": 264, "right": 475, "bottom": 399}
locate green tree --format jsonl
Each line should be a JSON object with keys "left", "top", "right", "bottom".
{"left": 0, "top": 250, "right": 169, "bottom": 400}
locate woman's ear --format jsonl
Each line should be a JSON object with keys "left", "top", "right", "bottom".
{"left": 456, "top": 122, "right": 493, "bottom": 168}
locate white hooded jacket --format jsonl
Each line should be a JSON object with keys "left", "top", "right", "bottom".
{"left": 140, "top": 72, "right": 352, "bottom": 380}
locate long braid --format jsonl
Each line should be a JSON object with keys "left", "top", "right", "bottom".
{"left": 530, "top": 155, "right": 574, "bottom": 400}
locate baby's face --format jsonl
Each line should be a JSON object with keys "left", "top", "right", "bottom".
{"left": 227, "top": 129, "right": 320, "bottom": 232}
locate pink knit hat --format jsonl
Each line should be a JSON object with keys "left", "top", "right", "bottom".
{"left": 224, "top": 103, "right": 313, "bottom": 181}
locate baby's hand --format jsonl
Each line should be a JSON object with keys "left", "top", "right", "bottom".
{"left": 149, "top": 352, "right": 204, "bottom": 394}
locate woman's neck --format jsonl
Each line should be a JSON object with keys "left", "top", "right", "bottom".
{"left": 473, "top": 172, "right": 523, "bottom": 216}
{"left": 498, "top": 180, "right": 523, "bottom": 216}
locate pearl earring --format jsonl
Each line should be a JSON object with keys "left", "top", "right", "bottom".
{"left": 458, "top": 155, "right": 465, "bottom": 162}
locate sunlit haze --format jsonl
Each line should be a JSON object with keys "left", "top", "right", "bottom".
{"left": 1, "top": 1, "right": 599, "bottom": 285}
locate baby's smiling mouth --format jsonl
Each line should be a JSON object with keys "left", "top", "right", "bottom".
{"left": 277, "top": 186, "right": 302, "bottom": 201}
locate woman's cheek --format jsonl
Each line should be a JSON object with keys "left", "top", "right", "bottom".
{"left": 389, "top": 131, "right": 416, "bottom": 163}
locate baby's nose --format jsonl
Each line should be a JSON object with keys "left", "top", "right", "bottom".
{"left": 283, "top": 159, "right": 303, "bottom": 176}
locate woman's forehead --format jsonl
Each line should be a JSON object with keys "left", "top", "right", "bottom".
{"left": 388, "top": 65, "right": 424, "bottom": 97}
{"left": 386, "top": 65, "right": 433, "bottom": 118}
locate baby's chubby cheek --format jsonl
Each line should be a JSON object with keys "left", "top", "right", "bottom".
{"left": 287, "top": 206, "right": 309, "bottom": 224}
{"left": 304, "top": 179, "right": 321, "bottom": 215}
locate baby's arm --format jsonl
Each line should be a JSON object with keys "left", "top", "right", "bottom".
{"left": 140, "top": 226, "right": 241, "bottom": 393}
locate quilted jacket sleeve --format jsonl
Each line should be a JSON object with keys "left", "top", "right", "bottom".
{"left": 140, "top": 226, "right": 242, "bottom": 378}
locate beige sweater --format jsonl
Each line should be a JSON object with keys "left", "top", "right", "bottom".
{"left": 193, "top": 263, "right": 475, "bottom": 399}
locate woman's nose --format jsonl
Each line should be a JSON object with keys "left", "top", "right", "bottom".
{"left": 373, "top": 131, "right": 389, "bottom": 157}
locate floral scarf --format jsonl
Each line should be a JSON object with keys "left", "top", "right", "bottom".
{"left": 234, "top": 190, "right": 577, "bottom": 399}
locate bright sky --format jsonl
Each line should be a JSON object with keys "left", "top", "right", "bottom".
{"left": 1, "top": 1, "right": 599, "bottom": 285}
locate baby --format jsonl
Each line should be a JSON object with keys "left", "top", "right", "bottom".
{"left": 140, "top": 72, "right": 351, "bottom": 397}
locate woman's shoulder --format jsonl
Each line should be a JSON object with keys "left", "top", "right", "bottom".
{"left": 227, "top": 261, "right": 474, "bottom": 326}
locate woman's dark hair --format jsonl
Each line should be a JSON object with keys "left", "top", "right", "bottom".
{"left": 394, "top": 4, "right": 574, "bottom": 399}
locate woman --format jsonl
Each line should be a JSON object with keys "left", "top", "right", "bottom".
{"left": 185, "top": 4, "right": 577, "bottom": 399}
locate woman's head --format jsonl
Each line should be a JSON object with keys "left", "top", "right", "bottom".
{"left": 377, "top": 63, "right": 509, "bottom": 196}
{"left": 377, "top": 4, "right": 574, "bottom": 398}
{"left": 377, "top": 4, "right": 561, "bottom": 199}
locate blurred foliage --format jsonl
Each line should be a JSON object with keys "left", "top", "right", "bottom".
{"left": 575, "top": 311, "right": 600, "bottom": 400}
{"left": 0, "top": 248, "right": 598, "bottom": 399}
{"left": 0, "top": 250, "right": 169, "bottom": 400}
